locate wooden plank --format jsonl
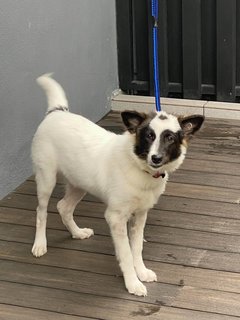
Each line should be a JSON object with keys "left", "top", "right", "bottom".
{"left": 173, "top": 286, "right": 240, "bottom": 317}
{"left": 2, "top": 205, "right": 240, "bottom": 255}
{"left": 1, "top": 280, "right": 240, "bottom": 319}
{"left": 0, "top": 304, "right": 237, "bottom": 320}
{"left": 0, "top": 198, "right": 105, "bottom": 220}
{"left": 165, "top": 182, "right": 240, "bottom": 204}
{"left": 0, "top": 304, "right": 90, "bottom": 320}
{"left": 0, "top": 222, "right": 114, "bottom": 256}
{"left": 0, "top": 240, "right": 118, "bottom": 276}
{"left": 1, "top": 259, "right": 240, "bottom": 318}
{"left": 0, "top": 191, "right": 103, "bottom": 215}
{"left": 0, "top": 281, "right": 162, "bottom": 320}
{"left": 12, "top": 179, "right": 58, "bottom": 200}
{"left": 187, "top": 138, "right": 240, "bottom": 157}
{"left": 170, "top": 170, "right": 240, "bottom": 190}
{"left": 181, "top": 158, "right": 240, "bottom": 176}
{"left": 1, "top": 237, "right": 240, "bottom": 275}
{"left": 189, "top": 143, "right": 240, "bottom": 158}
{"left": 156, "top": 195, "right": 240, "bottom": 219}
{"left": 182, "top": 0, "right": 202, "bottom": 99}
{"left": 145, "top": 224, "right": 240, "bottom": 253}
{"left": 2, "top": 203, "right": 240, "bottom": 238}
{"left": 1, "top": 222, "right": 240, "bottom": 272}
{"left": 154, "top": 262, "right": 240, "bottom": 294}
{"left": 15, "top": 180, "right": 66, "bottom": 200}
{"left": 2, "top": 203, "right": 240, "bottom": 254}
{"left": 151, "top": 308, "right": 239, "bottom": 320}
{"left": 0, "top": 260, "right": 179, "bottom": 305}
{"left": 1, "top": 191, "right": 239, "bottom": 222}
{"left": 187, "top": 150, "right": 240, "bottom": 164}
{"left": 1, "top": 256, "right": 240, "bottom": 297}
{"left": 149, "top": 209, "right": 240, "bottom": 235}
{"left": 2, "top": 192, "right": 239, "bottom": 221}
{"left": 196, "top": 118, "right": 240, "bottom": 136}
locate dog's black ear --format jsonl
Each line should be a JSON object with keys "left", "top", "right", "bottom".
{"left": 178, "top": 115, "right": 205, "bottom": 136}
{"left": 121, "top": 111, "right": 147, "bottom": 133}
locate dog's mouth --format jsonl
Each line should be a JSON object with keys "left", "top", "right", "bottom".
{"left": 147, "top": 163, "right": 165, "bottom": 177}
{"left": 150, "top": 164, "right": 162, "bottom": 169}
{"left": 149, "top": 160, "right": 167, "bottom": 170}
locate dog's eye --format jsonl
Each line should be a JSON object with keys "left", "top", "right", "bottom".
{"left": 147, "top": 132, "right": 155, "bottom": 141}
{"left": 166, "top": 134, "right": 174, "bottom": 142}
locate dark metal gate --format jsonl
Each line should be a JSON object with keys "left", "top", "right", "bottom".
{"left": 116, "top": 0, "right": 240, "bottom": 102}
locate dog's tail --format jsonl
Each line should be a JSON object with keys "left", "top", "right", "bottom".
{"left": 36, "top": 73, "right": 69, "bottom": 113}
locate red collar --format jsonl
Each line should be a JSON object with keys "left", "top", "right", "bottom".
{"left": 152, "top": 171, "right": 165, "bottom": 179}
{"left": 144, "top": 170, "right": 165, "bottom": 179}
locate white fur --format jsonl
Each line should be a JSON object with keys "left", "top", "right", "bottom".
{"left": 31, "top": 74, "right": 185, "bottom": 296}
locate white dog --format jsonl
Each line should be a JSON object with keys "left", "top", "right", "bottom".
{"left": 31, "top": 74, "right": 204, "bottom": 296}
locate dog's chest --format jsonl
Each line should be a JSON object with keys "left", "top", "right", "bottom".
{"left": 127, "top": 181, "right": 166, "bottom": 212}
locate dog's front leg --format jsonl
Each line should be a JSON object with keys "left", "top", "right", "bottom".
{"left": 105, "top": 208, "right": 147, "bottom": 296}
{"left": 129, "top": 211, "right": 157, "bottom": 283}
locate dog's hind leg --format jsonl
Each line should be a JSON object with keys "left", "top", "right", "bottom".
{"left": 129, "top": 211, "right": 157, "bottom": 283}
{"left": 32, "top": 169, "right": 56, "bottom": 257}
{"left": 57, "top": 183, "right": 94, "bottom": 239}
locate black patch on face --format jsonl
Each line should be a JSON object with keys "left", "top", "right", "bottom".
{"left": 159, "top": 114, "right": 168, "bottom": 120}
{"left": 159, "top": 129, "right": 184, "bottom": 163}
{"left": 134, "top": 124, "right": 156, "bottom": 160}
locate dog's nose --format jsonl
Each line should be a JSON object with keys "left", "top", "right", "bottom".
{"left": 151, "top": 154, "right": 163, "bottom": 164}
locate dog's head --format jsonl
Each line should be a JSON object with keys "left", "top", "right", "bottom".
{"left": 121, "top": 110, "right": 204, "bottom": 174}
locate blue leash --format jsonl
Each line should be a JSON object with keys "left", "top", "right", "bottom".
{"left": 151, "top": 0, "right": 161, "bottom": 112}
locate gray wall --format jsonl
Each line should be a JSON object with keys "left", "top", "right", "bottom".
{"left": 0, "top": 0, "right": 118, "bottom": 199}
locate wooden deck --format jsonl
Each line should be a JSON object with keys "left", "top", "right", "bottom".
{"left": 0, "top": 111, "right": 240, "bottom": 319}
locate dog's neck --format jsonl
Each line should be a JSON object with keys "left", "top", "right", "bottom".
{"left": 144, "top": 170, "right": 165, "bottom": 179}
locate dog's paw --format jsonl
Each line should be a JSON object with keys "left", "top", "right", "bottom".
{"left": 137, "top": 268, "right": 157, "bottom": 283}
{"left": 126, "top": 279, "right": 147, "bottom": 296}
{"left": 72, "top": 228, "right": 94, "bottom": 239}
{"left": 32, "top": 241, "right": 47, "bottom": 257}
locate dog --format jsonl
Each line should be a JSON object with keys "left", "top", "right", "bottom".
{"left": 31, "top": 74, "right": 204, "bottom": 296}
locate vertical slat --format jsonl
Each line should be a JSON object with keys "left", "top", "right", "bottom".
{"left": 115, "top": 0, "right": 133, "bottom": 92}
{"left": 236, "top": 1, "right": 240, "bottom": 97}
{"left": 182, "top": 0, "right": 202, "bottom": 99}
{"left": 147, "top": 0, "right": 154, "bottom": 96}
{"left": 132, "top": 0, "right": 149, "bottom": 83}
{"left": 158, "top": 0, "right": 169, "bottom": 97}
{"left": 167, "top": 0, "right": 183, "bottom": 96}
{"left": 216, "top": 0, "right": 236, "bottom": 102}
{"left": 201, "top": 0, "right": 216, "bottom": 99}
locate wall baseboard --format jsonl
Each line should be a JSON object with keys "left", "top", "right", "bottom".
{"left": 111, "top": 93, "right": 240, "bottom": 120}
